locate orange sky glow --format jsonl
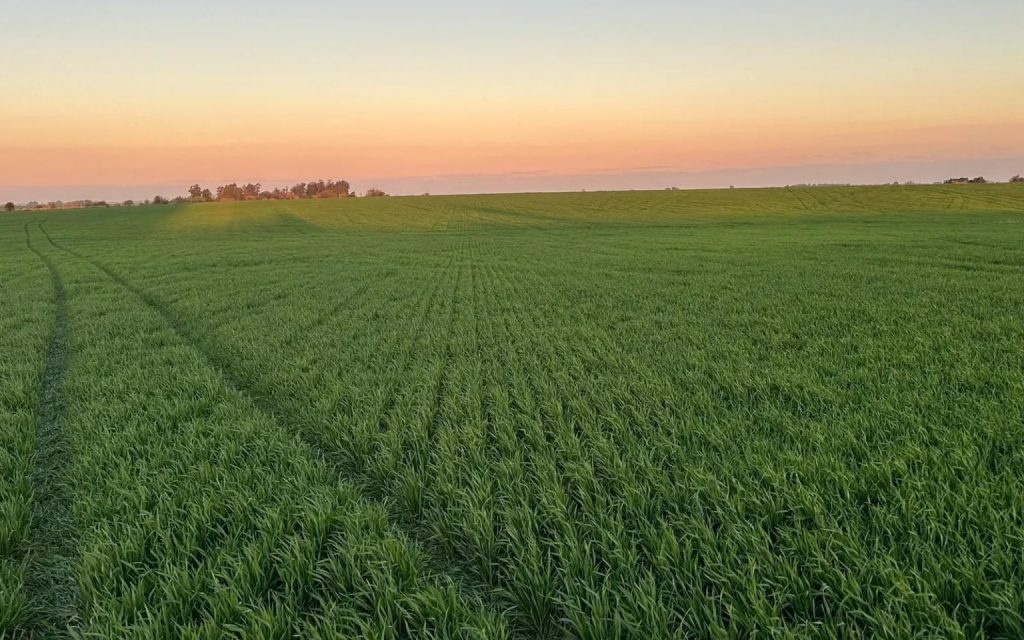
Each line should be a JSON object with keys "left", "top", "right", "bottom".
{"left": 2, "top": 0, "right": 1023, "bottom": 198}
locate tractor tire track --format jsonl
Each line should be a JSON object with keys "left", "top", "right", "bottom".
{"left": 22, "top": 225, "right": 77, "bottom": 637}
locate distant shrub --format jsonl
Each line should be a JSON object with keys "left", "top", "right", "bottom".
{"left": 365, "top": 188, "right": 388, "bottom": 197}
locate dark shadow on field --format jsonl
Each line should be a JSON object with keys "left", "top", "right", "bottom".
{"left": 274, "top": 212, "right": 325, "bottom": 233}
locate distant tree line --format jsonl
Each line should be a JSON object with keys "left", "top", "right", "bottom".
{"left": 4, "top": 199, "right": 112, "bottom": 211}
{"left": 108, "top": 180, "right": 393, "bottom": 207}
{"left": 4, "top": 180, "right": 392, "bottom": 211}
{"left": 7, "top": 176, "right": 1022, "bottom": 213}
{"left": 181, "top": 179, "right": 357, "bottom": 203}
{"left": 942, "top": 175, "right": 1024, "bottom": 184}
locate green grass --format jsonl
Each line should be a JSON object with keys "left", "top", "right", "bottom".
{"left": 0, "top": 228, "right": 52, "bottom": 634}
{"left": 2, "top": 184, "right": 1023, "bottom": 638}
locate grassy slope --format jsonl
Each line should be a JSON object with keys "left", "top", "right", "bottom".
{"left": 2, "top": 184, "right": 1023, "bottom": 637}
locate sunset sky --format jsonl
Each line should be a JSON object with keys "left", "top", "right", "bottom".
{"left": 3, "top": 0, "right": 1023, "bottom": 200}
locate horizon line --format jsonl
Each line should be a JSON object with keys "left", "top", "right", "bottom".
{"left": 3, "top": 155, "right": 1023, "bottom": 205}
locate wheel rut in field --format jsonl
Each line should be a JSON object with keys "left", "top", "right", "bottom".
{"left": 785, "top": 187, "right": 817, "bottom": 213}
{"left": 37, "top": 226, "right": 509, "bottom": 627}
{"left": 23, "top": 225, "right": 78, "bottom": 637}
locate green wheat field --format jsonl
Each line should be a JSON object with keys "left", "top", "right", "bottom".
{"left": 2, "top": 185, "right": 1023, "bottom": 638}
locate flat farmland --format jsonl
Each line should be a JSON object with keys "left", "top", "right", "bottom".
{"left": 2, "top": 185, "right": 1023, "bottom": 638}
